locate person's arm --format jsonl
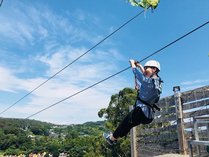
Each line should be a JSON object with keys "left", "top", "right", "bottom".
{"left": 129, "top": 59, "right": 145, "bottom": 74}
{"left": 135, "top": 62, "right": 145, "bottom": 74}
{"left": 129, "top": 59, "right": 144, "bottom": 83}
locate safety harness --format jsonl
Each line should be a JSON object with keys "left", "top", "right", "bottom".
{"left": 137, "top": 95, "right": 160, "bottom": 112}
{"left": 134, "top": 75, "right": 161, "bottom": 112}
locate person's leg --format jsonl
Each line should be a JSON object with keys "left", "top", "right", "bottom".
{"left": 113, "top": 107, "right": 150, "bottom": 139}
{"left": 104, "top": 107, "right": 153, "bottom": 145}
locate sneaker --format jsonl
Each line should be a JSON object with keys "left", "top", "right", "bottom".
{"left": 103, "top": 132, "right": 117, "bottom": 145}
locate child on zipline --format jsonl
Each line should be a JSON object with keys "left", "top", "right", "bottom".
{"left": 104, "top": 59, "right": 163, "bottom": 145}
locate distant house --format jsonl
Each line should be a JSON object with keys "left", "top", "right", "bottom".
{"left": 28, "top": 134, "right": 36, "bottom": 140}
{"left": 49, "top": 130, "right": 59, "bottom": 138}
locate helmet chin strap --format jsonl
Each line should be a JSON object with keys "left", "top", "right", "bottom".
{"left": 149, "top": 71, "right": 158, "bottom": 78}
{"left": 145, "top": 70, "right": 156, "bottom": 78}
{"left": 150, "top": 73, "right": 154, "bottom": 78}
{"left": 150, "top": 68, "right": 158, "bottom": 78}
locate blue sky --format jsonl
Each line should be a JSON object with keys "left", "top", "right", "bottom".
{"left": 0, "top": 0, "right": 209, "bottom": 124}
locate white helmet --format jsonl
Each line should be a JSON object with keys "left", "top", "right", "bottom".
{"left": 144, "top": 60, "right": 161, "bottom": 71}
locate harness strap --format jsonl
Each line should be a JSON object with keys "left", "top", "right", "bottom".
{"left": 137, "top": 97, "right": 160, "bottom": 112}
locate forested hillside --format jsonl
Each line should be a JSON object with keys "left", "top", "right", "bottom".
{"left": 0, "top": 88, "right": 135, "bottom": 157}
{"left": 0, "top": 118, "right": 106, "bottom": 156}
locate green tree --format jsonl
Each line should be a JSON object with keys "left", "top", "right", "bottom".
{"left": 98, "top": 87, "right": 137, "bottom": 156}
{"left": 99, "top": 87, "right": 137, "bottom": 130}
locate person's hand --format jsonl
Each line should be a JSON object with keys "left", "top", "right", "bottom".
{"left": 129, "top": 59, "right": 136, "bottom": 68}
{"left": 129, "top": 59, "right": 135, "bottom": 64}
{"left": 134, "top": 61, "right": 140, "bottom": 67}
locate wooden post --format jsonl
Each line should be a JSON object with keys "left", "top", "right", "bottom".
{"left": 173, "top": 86, "right": 187, "bottom": 154}
{"left": 129, "top": 106, "right": 137, "bottom": 157}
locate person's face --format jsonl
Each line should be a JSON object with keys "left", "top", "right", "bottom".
{"left": 144, "top": 66, "right": 157, "bottom": 77}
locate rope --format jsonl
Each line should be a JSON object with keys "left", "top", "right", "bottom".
{"left": 0, "top": 10, "right": 144, "bottom": 116}
{"left": 26, "top": 20, "right": 209, "bottom": 119}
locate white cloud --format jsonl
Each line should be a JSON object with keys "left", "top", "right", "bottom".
{"left": 0, "top": 1, "right": 131, "bottom": 124}
{"left": 0, "top": 61, "right": 129, "bottom": 124}
{"left": 37, "top": 45, "right": 126, "bottom": 84}
{"left": 1, "top": 68, "right": 127, "bottom": 124}
{"left": 0, "top": 67, "right": 22, "bottom": 92}
{"left": 180, "top": 79, "right": 209, "bottom": 92}
{"left": 181, "top": 79, "right": 209, "bottom": 85}
{"left": 0, "top": 33, "right": 129, "bottom": 124}
{"left": 0, "top": 1, "right": 104, "bottom": 50}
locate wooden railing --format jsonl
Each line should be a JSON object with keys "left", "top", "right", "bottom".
{"left": 137, "top": 85, "right": 209, "bottom": 156}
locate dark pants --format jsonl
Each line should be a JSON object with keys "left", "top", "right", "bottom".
{"left": 113, "top": 107, "right": 153, "bottom": 138}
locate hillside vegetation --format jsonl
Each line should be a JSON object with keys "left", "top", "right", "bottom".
{"left": 0, "top": 118, "right": 106, "bottom": 156}
{"left": 0, "top": 88, "right": 136, "bottom": 156}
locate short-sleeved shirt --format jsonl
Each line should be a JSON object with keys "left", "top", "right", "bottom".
{"left": 133, "top": 67, "right": 162, "bottom": 119}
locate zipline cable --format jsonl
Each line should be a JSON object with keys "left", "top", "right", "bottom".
{"left": 0, "top": 10, "right": 145, "bottom": 116}
{"left": 26, "top": 20, "right": 209, "bottom": 119}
